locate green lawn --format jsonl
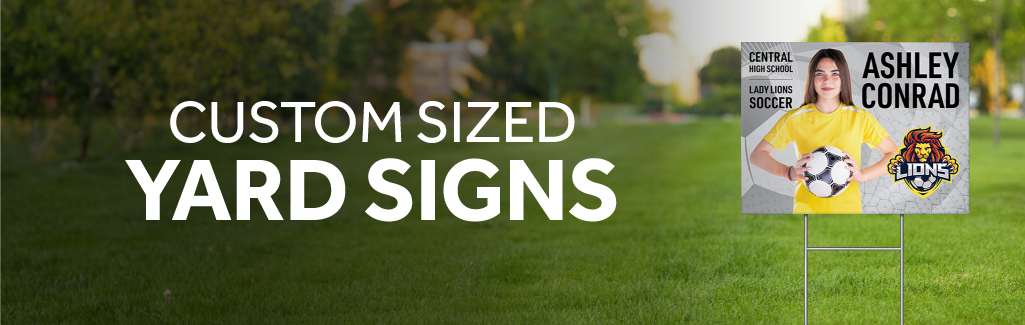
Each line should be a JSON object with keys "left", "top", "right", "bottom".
{"left": 2, "top": 118, "right": 1023, "bottom": 323}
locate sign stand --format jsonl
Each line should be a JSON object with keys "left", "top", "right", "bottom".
{"left": 804, "top": 214, "right": 904, "bottom": 324}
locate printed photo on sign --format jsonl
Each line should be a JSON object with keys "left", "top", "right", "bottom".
{"left": 740, "top": 42, "right": 969, "bottom": 215}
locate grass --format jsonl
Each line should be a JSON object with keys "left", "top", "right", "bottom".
{"left": 2, "top": 117, "right": 1024, "bottom": 323}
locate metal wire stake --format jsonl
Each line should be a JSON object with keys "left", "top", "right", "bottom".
{"left": 804, "top": 214, "right": 905, "bottom": 324}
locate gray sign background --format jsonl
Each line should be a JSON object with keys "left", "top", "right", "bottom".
{"left": 741, "top": 42, "right": 969, "bottom": 214}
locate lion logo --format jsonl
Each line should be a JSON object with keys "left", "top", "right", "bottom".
{"left": 887, "top": 127, "right": 959, "bottom": 198}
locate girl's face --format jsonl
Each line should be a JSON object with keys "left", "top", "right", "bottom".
{"left": 814, "top": 58, "right": 842, "bottom": 100}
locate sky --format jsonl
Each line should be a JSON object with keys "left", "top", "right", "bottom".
{"left": 639, "top": 0, "right": 846, "bottom": 103}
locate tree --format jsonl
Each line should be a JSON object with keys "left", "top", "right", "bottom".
{"left": 858, "top": 0, "right": 1025, "bottom": 112}
{"left": 689, "top": 46, "right": 741, "bottom": 115}
{"left": 807, "top": 15, "right": 849, "bottom": 42}
{"left": 475, "top": 0, "right": 649, "bottom": 104}
{"left": 1, "top": 0, "right": 345, "bottom": 160}
{"left": 858, "top": 0, "right": 1024, "bottom": 146}
{"left": 1, "top": 0, "right": 100, "bottom": 161}
{"left": 698, "top": 47, "right": 741, "bottom": 88}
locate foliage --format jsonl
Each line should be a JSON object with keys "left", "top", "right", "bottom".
{"left": 474, "top": 0, "right": 649, "bottom": 103}
{"left": 698, "top": 47, "right": 741, "bottom": 88}
{"left": 855, "top": 0, "right": 1025, "bottom": 113}
{"left": 806, "top": 15, "right": 849, "bottom": 42}
{"left": 690, "top": 46, "right": 741, "bottom": 115}
{"left": 1, "top": 0, "right": 651, "bottom": 161}
{"left": 684, "top": 84, "right": 741, "bottom": 115}
{"left": 1, "top": 0, "right": 342, "bottom": 157}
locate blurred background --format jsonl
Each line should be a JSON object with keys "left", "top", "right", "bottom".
{"left": 4, "top": 1, "right": 1025, "bottom": 323}
{"left": 3, "top": 0, "right": 1023, "bottom": 163}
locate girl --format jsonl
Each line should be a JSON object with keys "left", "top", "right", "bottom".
{"left": 749, "top": 48, "right": 900, "bottom": 214}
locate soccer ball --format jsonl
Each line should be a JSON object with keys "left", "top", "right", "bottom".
{"left": 801, "top": 146, "right": 852, "bottom": 198}
{"left": 913, "top": 175, "right": 937, "bottom": 191}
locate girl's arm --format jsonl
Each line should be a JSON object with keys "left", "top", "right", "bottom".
{"left": 845, "top": 137, "right": 899, "bottom": 183}
{"left": 750, "top": 139, "right": 814, "bottom": 181}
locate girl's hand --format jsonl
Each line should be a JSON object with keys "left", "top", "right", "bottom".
{"left": 843, "top": 151, "right": 862, "bottom": 182}
{"left": 792, "top": 153, "right": 815, "bottom": 181}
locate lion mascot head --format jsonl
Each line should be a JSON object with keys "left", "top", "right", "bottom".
{"left": 902, "top": 127, "right": 945, "bottom": 163}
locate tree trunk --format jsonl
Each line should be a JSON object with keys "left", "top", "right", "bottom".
{"left": 992, "top": 0, "right": 1001, "bottom": 148}
{"left": 80, "top": 133, "right": 92, "bottom": 159}
{"left": 547, "top": 68, "right": 559, "bottom": 102}
{"left": 581, "top": 95, "right": 592, "bottom": 127}
{"left": 30, "top": 116, "right": 59, "bottom": 163}
{"left": 81, "top": 53, "right": 106, "bottom": 160}
{"left": 114, "top": 106, "right": 135, "bottom": 152}
{"left": 30, "top": 116, "right": 42, "bottom": 163}
{"left": 79, "top": 109, "right": 93, "bottom": 159}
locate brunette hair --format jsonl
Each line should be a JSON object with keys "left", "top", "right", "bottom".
{"left": 801, "top": 49, "right": 854, "bottom": 107}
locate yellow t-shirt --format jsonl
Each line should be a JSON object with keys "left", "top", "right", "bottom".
{"left": 762, "top": 103, "right": 889, "bottom": 214}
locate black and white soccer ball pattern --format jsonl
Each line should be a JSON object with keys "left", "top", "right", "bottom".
{"left": 910, "top": 175, "right": 938, "bottom": 192}
{"left": 801, "top": 146, "right": 852, "bottom": 198}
